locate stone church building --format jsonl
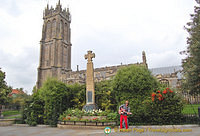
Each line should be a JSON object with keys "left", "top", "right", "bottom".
{"left": 36, "top": 1, "right": 182, "bottom": 89}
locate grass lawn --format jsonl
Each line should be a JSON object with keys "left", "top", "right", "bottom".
{"left": 4, "top": 115, "right": 22, "bottom": 119}
{"left": 2, "top": 110, "right": 21, "bottom": 116}
{"left": 182, "top": 104, "right": 200, "bottom": 115}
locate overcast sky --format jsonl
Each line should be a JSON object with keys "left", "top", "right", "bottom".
{"left": 0, "top": 0, "right": 196, "bottom": 94}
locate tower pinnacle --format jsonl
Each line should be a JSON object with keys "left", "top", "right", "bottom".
{"left": 56, "top": 0, "right": 62, "bottom": 12}
{"left": 47, "top": 3, "right": 49, "bottom": 9}
{"left": 142, "top": 51, "right": 148, "bottom": 68}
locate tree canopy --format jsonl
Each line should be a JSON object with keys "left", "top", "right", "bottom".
{"left": 95, "top": 80, "right": 116, "bottom": 112}
{"left": 182, "top": 0, "right": 200, "bottom": 94}
{"left": 0, "top": 68, "right": 11, "bottom": 105}
{"left": 38, "top": 78, "right": 72, "bottom": 126}
{"left": 113, "top": 65, "right": 159, "bottom": 103}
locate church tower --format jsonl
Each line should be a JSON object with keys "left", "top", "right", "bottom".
{"left": 37, "top": 0, "right": 72, "bottom": 88}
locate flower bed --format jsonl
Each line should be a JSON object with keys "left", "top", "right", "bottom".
{"left": 58, "top": 120, "right": 117, "bottom": 126}
{"left": 59, "top": 109, "right": 118, "bottom": 126}
{"left": 82, "top": 116, "right": 107, "bottom": 120}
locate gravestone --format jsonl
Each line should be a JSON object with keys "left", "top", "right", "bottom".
{"left": 83, "top": 51, "right": 98, "bottom": 111}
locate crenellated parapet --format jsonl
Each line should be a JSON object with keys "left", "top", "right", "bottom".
{"left": 43, "top": 2, "right": 71, "bottom": 22}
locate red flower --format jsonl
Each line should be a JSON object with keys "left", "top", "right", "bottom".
{"left": 158, "top": 93, "right": 162, "bottom": 101}
{"left": 157, "top": 90, "right": 160, "bottom": 93}
{"left": 152, "top": 93, "right": 156, "bottom": 97}
{"left": 152, "top": 97, "right": 155, "bottom": 101}
{"left": 166, "top": 88, "right": 173, "bottom": 93}
{"left": 67, "top": 117, "right": 71, "bottom": 120}
{"left": 63, "top": 117, "right": 66, "bottom": 120}
{"left": 163, "top": 90, "right": 167, "bottom": 94}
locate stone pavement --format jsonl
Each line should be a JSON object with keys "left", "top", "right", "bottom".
{"left": 0, "top": 125, "right": 200, "bottom": 136}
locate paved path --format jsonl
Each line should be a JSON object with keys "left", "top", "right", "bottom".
{"left": 0, "top": 126, "right": 200, "bottom": 136}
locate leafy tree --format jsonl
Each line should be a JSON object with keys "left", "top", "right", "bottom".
{"left": 10, "top": 91, "right": 31, "bottom": 110}
{"left": 148, "top": 88, "right": 183, "bottom": 125}
{"left": 0, "top": 68, "right": 11, "bottom": 105}
{"left": 22, "top": 79, "right": 88, "bottom": 126}
{"left": 113, "top": 65, "right": 159, "bottom": 103}
{"left": 182, "top": 0, "right": 200, "bottom": 94}
{"left": 112, "top": 65, "right": 160, "bottom": 124}
{"left": 95, "top": 80, "right": 117, "bottom": 112}
{"left": 38, "top": 78, "right": 72, "bottom": 126}
{"left": 67, "top": 83, "right": 86, "bottom": 109}
{"left": 32, "top": 86, "right": 37, "bottom": 94}
{"left": 22, "top": 93, "right": 44, "bottom": 126}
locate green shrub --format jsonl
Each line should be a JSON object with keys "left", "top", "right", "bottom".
{"left": 123, "top": 88, "right": 184, "bottom": 125}
{"left": 67, "top": 83, "right": 86, "bottom": 110}
{"left": 22, "top": 78, "right": 75, "bottom": 126}
{"left": 113, "top": 65, "right": 159, "bottom": 103}
{"left": 39, "top": 78, "right": 72, "bottom": 126}
{"left": 106, "top": 112, "right": 118, "bottom": 121}
{"left": 22, "top": 93, "right": 44, "bottom": 126}
{"left": 95, "top": 80, "right": 117, "bottom": 112}
{"left": 148, "top": 88, "right": 184, "bottom": 125}
{"left": 113, "top": 65, "right": 160, "bottom": 125}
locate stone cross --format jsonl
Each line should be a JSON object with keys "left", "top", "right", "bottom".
{"left": 84, "top": 50, "right": 95, "bottom": 105}
{"left": 85, "top": 51, "right": 95, "bottom": 63}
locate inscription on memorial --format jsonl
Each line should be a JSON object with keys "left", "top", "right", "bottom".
{"left": 87, "top": 91, "right": 92, "bottom": 103}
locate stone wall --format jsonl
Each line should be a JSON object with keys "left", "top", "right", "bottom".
{"left": 155, "top": 73, "right": 181, "bottom": 89}
{"left": 61, "top": 63, "right": 146, "bottom": 84}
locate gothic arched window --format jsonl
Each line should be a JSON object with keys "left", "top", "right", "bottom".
{"left": 60, "top": 20, "right": 64, "bottom": 39}
{"left": 64, "top": 23, "right": 68, "bottom": 42}
{"left": 160, "top": 79, "right": 169, "bottom": 87}
{"left": 52, "top": 19, "right": 56, "bottom": 38}
{"left": 46, "top": 21, "right": 51, "bottom": 40}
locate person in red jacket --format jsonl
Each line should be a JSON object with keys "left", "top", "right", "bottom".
{"left": 118, "top": 100, "right": 132, "bottom": 129}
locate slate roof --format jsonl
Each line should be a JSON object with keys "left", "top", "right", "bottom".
{"left": 149, "top": 66, "right": 183, "bottom": 79}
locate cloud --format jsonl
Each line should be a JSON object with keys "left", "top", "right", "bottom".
{"left": 0, "top": 0, "right": 22, "bottom": 16}
{"left": 0, "top": 46, "right": 38, "bottom": 93}
{"left": 147, "top": 51, "right": 184, "bottom": 68}
{"left": 0, "top": 0, "right": 43, "bottom": 93}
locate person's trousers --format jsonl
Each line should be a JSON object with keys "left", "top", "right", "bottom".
{"left": 123, "top": 118, "right": 128, "bottom": 128}
{"left": 120, "top": 115, "right": 128, "bottom": 129}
